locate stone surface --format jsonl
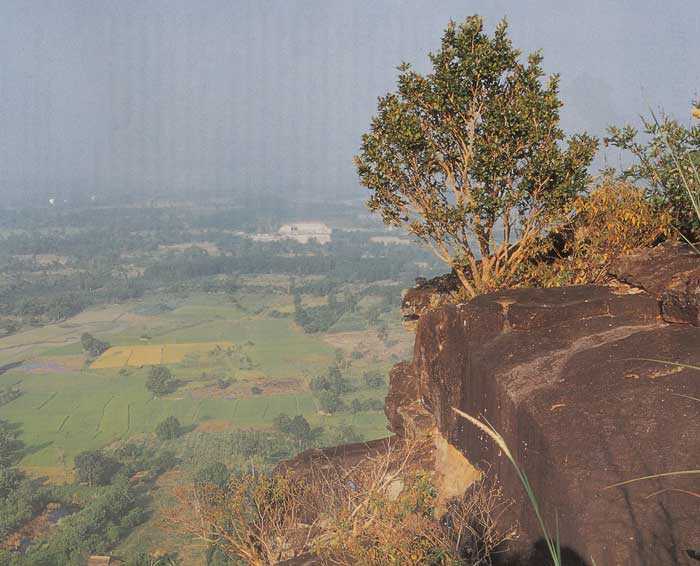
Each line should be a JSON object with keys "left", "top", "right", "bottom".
{"left": 400, "top": 272, "right": 459, "bottom": 329}
{"left": 274, "top": 243, "right": 700, "bottom": 565}
{"left": 390, "top": 276, "right": 700, "bottom": 565}
{"left": 611, "top": 241, "right": 700, "bottom": 325}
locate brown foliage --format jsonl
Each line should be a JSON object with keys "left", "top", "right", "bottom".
{"left": 169, "top": 474, "right": 316, "bottom": 566}
{"left": 524, "top": 180, "right": 672, "bottom": 286}
{"left": 167, "top": 439, "right": 512, "bottom": 565}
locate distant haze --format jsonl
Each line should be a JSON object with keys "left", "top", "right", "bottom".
{"left": 1, "top": 0, "right": 698, "bottom": 203}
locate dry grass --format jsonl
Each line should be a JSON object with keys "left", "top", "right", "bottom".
{"left": 524, "top": 179, "right": 671, "bottom": 287}
{"left": 168, "top": 438, "right": 511, "bottom": 566}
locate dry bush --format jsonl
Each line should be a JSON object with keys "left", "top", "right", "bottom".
{"left": 314, "top": 469, "right": 510, "bottom": 566}
{"left": 168, "top": 473, "right": 317, "bottom": 565}
{"left": 168, "top": 439, "right": 511, "bottom": 566}
{"left": 524, "top": 180, "right": 672, "bottom": 286}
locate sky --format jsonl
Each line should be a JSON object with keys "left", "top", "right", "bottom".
{"left": 0, "top": 0, "right": 698, "bottom": 204}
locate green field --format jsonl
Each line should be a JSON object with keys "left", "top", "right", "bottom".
{"left": 0, "top": 289, "right": 408, "bottom": 478}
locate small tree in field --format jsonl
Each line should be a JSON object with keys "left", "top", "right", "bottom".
{"left": 81, "top": 332, "right": 109, "bottom": 358}
{"left": 356, "top": 16, "right": 597, "bottom": 297}
{"left": 146, "top": 366, "right": 173, "bottom": 396}
{"left": 156, "top": 415, "right": 182, "bottom": 440}
{"left": 74, "top": 450, "right": 116, "bottom": 487}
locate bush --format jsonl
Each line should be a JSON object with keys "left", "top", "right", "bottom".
{"left": 74, "top": 449, "right": 119, "bottom": 487}
{"left": 80, "top": 332, "right": 110, "bottom": 358}
{"left": 195, "top": 462, "right": 230, "bottom": 490}
{"left": 146, "top": 365, "right": 174, "bottom": 396}
{"left": 363, "top": 370, "right": 385, "bottom": 390}
{"left": 605, "top": 106, "right": 700, "bottom": 240}
{"left": 171, "top": 440, "right": 510, "bottom": 566}
{"left": 318, "top": 390, "right": 345, "bottom": 414}
{"left": 273, "top": 414, "right": 323, "bottom": 450}
{"left": 156, "top": 416, "right": 182, "bottom": 441}
{"left": 524, "top": 180, "right": 671, "bottom": 286}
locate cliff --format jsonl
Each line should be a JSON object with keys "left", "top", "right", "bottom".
{"left": 389, "top": 242, "right": 700, "bottom": 565}
{"left": 278, "top": 242, "right": 700, "bottom": 565}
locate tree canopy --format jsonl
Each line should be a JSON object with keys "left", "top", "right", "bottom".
{"left": 356, "top": 16, "right": 597, "bottom": 296}
{"left": 156, "top": 416, "right": 182, "bottom": 441}
{"left": 146, "top": 366, "right": 174, "bottom": 396}
{"left": 74, "top": 449, "right": 117, "bottom": 487}
{"left": 81, "top": 332, "right": 110, "bottom": 358}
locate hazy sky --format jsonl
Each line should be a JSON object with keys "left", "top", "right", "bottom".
{"left": 1, "top": 0, "right": 698, "bottom": 203}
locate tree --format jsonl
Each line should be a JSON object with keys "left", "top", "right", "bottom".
{"left": 318, "top": 390, "right": 344, "bottom": 414}
{"left": 147, "top": 366, "right": 173, "bottom": 396}
{"left": 0, "top": 420, "right": 23, "bottom": 467}
{"left": 363, "top": 370, "right": 385, "bottom": 390}
{"left": 605, "top": 107, "right": 700, "bottom": 240}
{"left": 356, "top": 16, "right": 597, "bottom": 297}
{"left": 273, "top": 413, "right": 293, "bottom": 434}
{"left": 74, "top": 450, "right": 117, "bottom": 487}
{"left": 288, "top": 415, "right": 315, "bottom": 449}
{"left": 156, "top": 416, "right": 182, "bottom": 440}
{"left": 81, "top": 332, "right": 110, "bottom": 358}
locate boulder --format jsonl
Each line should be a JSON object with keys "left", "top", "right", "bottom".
{"left": 611, "top": 241, "right": 700, "bottom": 325}
{"left": 388, "top": 247, "right": 700, "bottom": 564}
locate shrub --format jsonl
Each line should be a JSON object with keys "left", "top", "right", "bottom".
{"left": 194, "top": 462, "right": 230, "bottom": 490}
{"left": 146, "top": 366, "right": 174, "bottom": 396}
{"left": 156, "top": 416, "right": 182, "bottom": 441}
{"left": 81, "top": 332, "right": 110, "bottom": 358}
{"left": 524, "top": 180, "right": 671, "bottom": 286}
{"left": 170, "top": 439, "right": 511, "bottom": 566}
{"left": 171, "top": 474, "right": 310, "bottom": 566}
{"left": 605, "top": 105, "right": 700, "bottom": 240}
{"left": 318, "top": 390, "right": 345, "bottom": 414}
{"left": 356, "top": 16, "right": 597, "bottom": 297}
{"left": 74, "top": 449, "right": 118, "bottom": 487}
{"left": 363, "top": 370, "right": 385, "bottom": 389}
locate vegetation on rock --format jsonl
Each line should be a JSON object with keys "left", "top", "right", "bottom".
{"left": 356, "top": 16, "right": 597, "bottom": 297}
{"left": 605, "top": 106, "right": 700, "bottom": 240}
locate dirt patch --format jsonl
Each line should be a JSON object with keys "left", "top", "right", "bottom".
{"left": 21, "top": 466, "right": 74, "bottom": 485}
{"left": 190, "top": 377, "right": 303, "bottom": 399}
{"left": 195, "top": 419, "right": 234, "bottom": 433}
{"left": 18, "top": 355, "right": 86, "bottom": 374}
{"left": 45, "top": 355, "right": 86, "bottom": 370}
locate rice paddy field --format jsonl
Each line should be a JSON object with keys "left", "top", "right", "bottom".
{"left": 91, "top": 341, "right": 236, "bottom": 368}
{"left": 0, "top": 287, "right": 409, "bottom": 480}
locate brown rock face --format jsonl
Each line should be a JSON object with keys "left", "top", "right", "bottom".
{"left": 389, "top": 244, "right": 700, "bottom": 565}
{"left": 611, "top": 241, "right": 700, "bottom": 325}
{"left": 400, "top": 272, "right": 459, "bottom": 330}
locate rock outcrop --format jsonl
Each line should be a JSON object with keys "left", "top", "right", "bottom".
{"left": 611, "top": 241, "right": 700, "bottom": 325}
{"left": 276, "top": 243, "right": 700, "bottom": 566}
{"left": 390, "top": 242, "right": 700, "bottom": 565}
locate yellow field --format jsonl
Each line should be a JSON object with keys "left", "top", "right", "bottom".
{"left": 91, "top": 341, "right": 233, "bottom": 369}
{"left": 128, "top": 346, "right": 163, "bottom": 366}
{"left": 91, "top": 347, "right": 132, "bottom": 368}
